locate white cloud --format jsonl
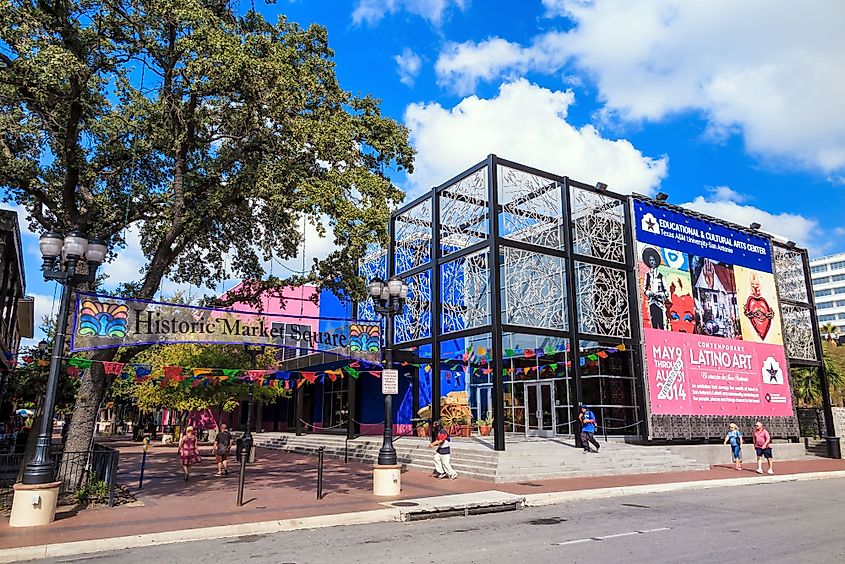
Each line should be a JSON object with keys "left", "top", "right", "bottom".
{"left": 434, "top": 1, "right": 845, "bottom": 174}
{"left": 352, "top": 0, "right": 468, "bottom": 26}
{"left": 395, "top": 48, "right": 423, "bottom": 87}
{"left": 707, "top": 186, "right": 748, "bottom": 204}
{"left": 681, "top": 192, "right": 821, "bottom": 253}
{"left": 403, "top": 79, "right": 668, "bottom": 195}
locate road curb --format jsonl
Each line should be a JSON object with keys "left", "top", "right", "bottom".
{"left": 0, "top": 508, "right": 402, "bottom": 563}
{"left": 4, "top": 470, "right": 845, "bottom": 562}
{"left": 522, "top": 470, "right": 845, "bottom": 507}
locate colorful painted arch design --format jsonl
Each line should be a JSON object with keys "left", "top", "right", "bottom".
{"left": 349, "top": 323, "right": 380, "bottom": 352}
{"left": 77, "top": 299, "right": 129, "bottom": 338}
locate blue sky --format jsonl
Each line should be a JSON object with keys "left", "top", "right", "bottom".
{"left": 8, "top": 0, "right": 845, "bottom": 343}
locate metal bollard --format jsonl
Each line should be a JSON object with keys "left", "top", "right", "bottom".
{"left": 317, "top": 446, "right": 324, "bottom": 500}
{"left": 138, "top": 438, "right": 149, "bottom": 490}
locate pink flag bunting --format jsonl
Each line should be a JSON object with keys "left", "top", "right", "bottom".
{"left": 102, "top": 361, "right": 125, "bottom": 375}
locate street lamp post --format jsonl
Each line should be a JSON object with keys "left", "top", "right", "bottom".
{"left": 10, "top": 231, "right": 106, "bottom": 528}
{"left": 368, "top": 276, "right": 408, "bottom": 468}
{"left": 23, "top": 232, "right": 107, "bottom": 485}
{"left": 237, "top": 344, "right": 260, "bottom": 506}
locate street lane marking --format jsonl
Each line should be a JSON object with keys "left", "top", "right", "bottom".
{"left": 554, "top": 527, "right": 671, "bottom": 546}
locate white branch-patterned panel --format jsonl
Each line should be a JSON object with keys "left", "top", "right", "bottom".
{"left": 441, "top": 250, "right": 491, "bottom": 334}
{"left": 498, "top": 165, "right": 563, "bottom": 250}
{"left": 395, "top": 198, "right": 432, "bottom": 275}
{"left": 575, "top": 262, "right": 630, "bottom": 338}
{"left": 502, "top": 247, "right": 568, "bottom": 330}
{"left": 395, "top": 269, "right": 432, "bottom": 344}
{"left": 773, "top": 245, "right": 809, "bottom": 304}
{"left": 781, "top": 304, "right": 817, "bottom": 361}
{"left": 439, "top": 167, "right": 489, "bottom": 255}
{"left": 570, "top": 188, "right": 626, "bottom": 264}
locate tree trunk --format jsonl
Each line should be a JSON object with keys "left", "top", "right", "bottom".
{"left": 61, "top": 353, "right": 114, "bottom": 488}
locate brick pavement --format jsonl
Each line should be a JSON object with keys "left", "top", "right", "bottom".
{"left": 2, "top": 439, "right": 844, "bottom": 551}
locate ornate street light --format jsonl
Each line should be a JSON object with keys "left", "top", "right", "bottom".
{"left": 368, "top": 275, "right": 408, "bottom": 466}
{"left": 22, "top": 231, "right": 107, "bottom": 485}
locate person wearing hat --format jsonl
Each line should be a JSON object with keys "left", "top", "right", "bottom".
{"left": 579, "top": 404, "right": 600, "bottom": 454}
{"left": 642, "top": 247, "right": 668, "bottom": 330}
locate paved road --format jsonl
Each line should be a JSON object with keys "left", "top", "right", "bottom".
{"left": 42, "top": 478, "right": 845, "bottom": 564}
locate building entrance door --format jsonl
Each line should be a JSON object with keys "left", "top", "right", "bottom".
{"left": 525, "top": 382, "right": 555, "bottom": 437}
{"left": 474, "top": 384, "right": 492, "bottom": 422}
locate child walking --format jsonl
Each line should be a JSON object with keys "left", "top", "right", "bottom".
{"left": 724, "top": 423, "right": 743, "bottom": 470}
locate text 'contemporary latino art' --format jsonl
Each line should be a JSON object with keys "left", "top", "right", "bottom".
{"left": 70, "top": 292, "right": 381, "bottom": 362}
{"left": 634, "top": 200, "right": 793, "bottom": 417}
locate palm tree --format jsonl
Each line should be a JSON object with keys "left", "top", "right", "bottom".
{"left": 820, "top": 322, "right": 840, "bottom": 341}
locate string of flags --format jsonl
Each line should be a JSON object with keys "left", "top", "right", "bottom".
{"left": 60, "top": 343, "right": 626, "bottom": 386}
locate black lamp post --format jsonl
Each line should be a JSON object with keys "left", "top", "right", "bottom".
{"left": 368, "top": 276, "right": 408, "bottom": 466}
{"left": 237, "top": 344, "right": 260, "bottom": 506}
{"left": 22, "top": 231, "right": 107, "bottom": 485}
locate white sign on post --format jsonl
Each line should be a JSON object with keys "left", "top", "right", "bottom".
{"left": 382, "top": 369, "right": 399, "bottom": 395}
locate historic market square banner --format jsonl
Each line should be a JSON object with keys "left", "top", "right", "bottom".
{"left": 633, "top": 199, "right": 793, "bottom": 417}
{"left": 70, "top": 292, "right": 381, "bottom": 361}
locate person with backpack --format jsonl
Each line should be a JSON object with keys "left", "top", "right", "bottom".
{"left": 579, "top": 404, "right": 601, "bottom": 454}
{"left": 428, "top": 421, "right": 458, "bottom": 480}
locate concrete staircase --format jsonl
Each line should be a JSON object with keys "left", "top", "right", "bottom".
{"left": 253, "top": 432, "right": 709, "bottom": 483}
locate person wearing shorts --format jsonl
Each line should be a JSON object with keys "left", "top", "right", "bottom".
{"left": 214, "top": 423, "right": 232, "bottom": 477}
{"left": 753, "top": 421, "right": 774, "bottom": 475}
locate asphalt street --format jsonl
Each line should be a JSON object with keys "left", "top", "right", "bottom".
{"left": 39, "top": 478, "right": 845, "bottom": 564}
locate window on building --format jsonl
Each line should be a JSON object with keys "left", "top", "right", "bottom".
{"left": 818, "top": 314, "right": 836, "bottom": 322}
{"left": 814, "top": 276, "right": 830, "bottom": 284}
{"left": 817, "top": 302, "right": 834, "bottom": 309}
{"left": 838, "top": 313, "right": 845, "bottom": 320}
{"left": 811, "top": 264, "right": 829, "bottom": 274}
{"left": 830, "top": 260, "right": 845, "bottom": 270}
{"left": 816, "top": 289, "right": 832, "bottom": 297}
{"left": 836, "top": 288, "right": 845, "bottom": 295}
{"left": 833, "top": 274, "right": 845, "bottom": 282}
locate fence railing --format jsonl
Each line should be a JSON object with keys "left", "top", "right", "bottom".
{"left": 0, "top": 444, "right": 120, "bottom": 507}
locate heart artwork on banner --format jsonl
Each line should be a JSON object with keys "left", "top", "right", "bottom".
{"left": 743, "top": 273, "right": 774, "bottom": 340}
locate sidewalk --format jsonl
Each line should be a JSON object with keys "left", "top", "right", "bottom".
{"left": 2, "top": 439, "right": 844, "bottom": 554}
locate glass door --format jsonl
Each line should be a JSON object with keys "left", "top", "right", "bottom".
{"left": 474, "top": 384, "right": 492, "bottom": 422}
{"left": 525, "top": 382, "right": 555, "bottom": 437}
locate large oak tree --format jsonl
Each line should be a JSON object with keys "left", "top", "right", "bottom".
{"left": 0, "top": 0, "right": 413, "bottom": 460}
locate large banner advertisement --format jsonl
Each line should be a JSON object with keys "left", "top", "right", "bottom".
{"left": 70, "top": 292, "right": 381, "bottom": 361}
{"left": 634, "top": 200, "right": 793, "bottom": 417}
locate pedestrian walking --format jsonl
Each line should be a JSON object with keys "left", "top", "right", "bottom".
{"left": 428, "top": 421, "right": 458, "bottom": 480}
{"left": 724, "top": 423, "right": 744, "bottom": 470}
{"left": 579, "top": 404, "right": 601, "bottom": 454}
{"left": 753, "top": 421, "right": 774, "bottom": 475}
{"left": 178, "top": 425, "right": 202, "bottom": 481}
{"left": 213, "top": 423, "right": 232, "bottom": 477}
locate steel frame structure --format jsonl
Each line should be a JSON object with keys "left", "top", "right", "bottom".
{"left": 370, "top": 155, "right": 819, "bottom": 450}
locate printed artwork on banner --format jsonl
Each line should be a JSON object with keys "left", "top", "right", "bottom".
{"left": 634, "top": 199, "right": 793, "bottom": 417}
{"left": 734, "top": 266, "right": 783, "bottom": 345}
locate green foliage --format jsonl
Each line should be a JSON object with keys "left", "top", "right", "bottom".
{"left": 111, "top": 343, "right": 289, "bottom": 413}
{"left": 0, "top": 0, "right": 413, "bottom": 303}
{"left": 821, "top": 322, "right": 840, "bottom": 339}
{"left": 791, "top": 343, "right": 845, "bottom": 407}
{"left": 75, "top": 477, "right": 109, "bottom": 503}
{"left": 6, "top": 344, "right": 79, "bottom": 412}
{"left": 1, "top": 0, "right": 413, "bottom": 447}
